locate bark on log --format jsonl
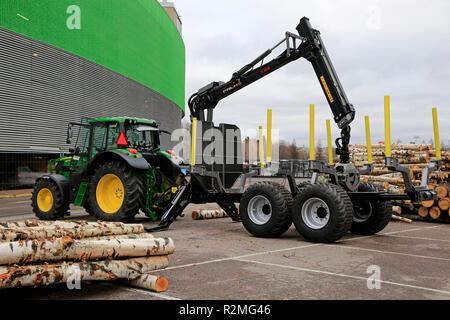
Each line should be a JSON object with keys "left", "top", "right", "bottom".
{"left": 0, "top": 237, "right": 175, "bottom": 265}
{"left": 122, "top": 274, "right": 169, "bottom": 292}
{"left": 417, "top": 206, "right": 429, "bottom": 217}
{"left": 192, "top": 209, "right": 228, "bottom": 220}
{"left": 0, "top": 224, "right": 145, "bottom": 242}
{"left": 360, "top": 175, "right": 421, "bottom": 186}
{"left": 392, "top": 200, "right": 415, "bottom": 210}
{"left": 84, "top": 233, "right": 154, "bottom": 240}
{"left": 429, "top": 207, "right": 441, "bottom": 220}
{"left": 350, "top": 143, "right": 431, "bottom": 151}
{"left": 0, "top": 256, "right": 169, "bottom": 289}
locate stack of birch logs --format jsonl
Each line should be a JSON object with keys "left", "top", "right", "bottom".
{"left": 350, "top": 143, "right": 450, "bottom": 223}
{"left": 0, "top": 220, "right": 175, "bottom": 291}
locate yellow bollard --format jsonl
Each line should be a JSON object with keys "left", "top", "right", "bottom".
{"left": 432, "top": 108, "right": 441, "bottom": 160}
{"left": 326, "top": 120, "right": 333, "bottom": 165}
{"left": 190, "top": 117, "right": 197, "bottom": 166}
{"left": 259, "top": 126, "right": 265, "bottom": 168}
{"left": 365, "top": 116, "right": 373, "bottom": 163}
{"left": 309, "top": 104, "right": 315, "bottom": 160}
{"left": 384, "top": 95, "right": 391, "bottom": 157}
{"left": 267, "top": 109, "right": 272, "bottom": 163}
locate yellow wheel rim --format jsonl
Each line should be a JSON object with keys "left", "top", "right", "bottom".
{"left": 96, "top": 174, "right": 125, "bottom": 214}
{"left": 37, "top": 188, "right": 54, "bottom": 212}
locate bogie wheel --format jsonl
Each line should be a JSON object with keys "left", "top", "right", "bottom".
{"left": 351, "top": 182, "right": 392, "bottom": 235}
{"left": 32, "top": 179, "right": 69, "bottom": 220}
{"left": 87, "top": 161, "right": 144, "bottom": 222}
{"left": 292, "top": 183, "right": 353, "bottom": 243}
{"left": 239, "top": 181, "right": 293, "bottom": 238}
{"left": 83, "top": 199, "right": 94, "bottom": 216}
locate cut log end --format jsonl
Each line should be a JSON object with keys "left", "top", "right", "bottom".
{"left": 436, "top": 185, "right": 449, "bottom": 199}
{"left": 429, "top": 207, "right": 441, "bottom": 220}
{"left": 155, "top": 276, "right": 169, "bottom": 292}
{"left": 421, "top": 200, "right": 434, "bottom": 208}
{"left": 417, "top": 206, "right": 429, "bottom": 218}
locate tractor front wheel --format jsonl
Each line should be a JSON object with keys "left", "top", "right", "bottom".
{"left": 87, "top": 161, "right": 144, "bottom": 222}
{"left": 32, "top": 179, "right": 69, "bottom": 220}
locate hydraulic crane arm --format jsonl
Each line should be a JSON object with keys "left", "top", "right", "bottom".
{"left": 188, "top": 17, "right": 356, "bottom": 163}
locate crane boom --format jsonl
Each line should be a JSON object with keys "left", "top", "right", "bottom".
{"left": 188, "top": 17, "right": 355, "bottom": 163}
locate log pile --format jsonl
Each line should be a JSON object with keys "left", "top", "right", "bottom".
{"left": 0, "top": 220, "right": 174, "bottom": 292}
{"left": 350, "top": 143, "right": 450, "bottom": 223}
{"left": 192, "top": 209, "right": 228, "bottom": 220}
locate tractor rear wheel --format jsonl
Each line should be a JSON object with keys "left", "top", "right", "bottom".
{"left": 239, "top": 181, "right": 293, "bottom": 238}
{"left": 32, "top": 179, "right": 69, "bottom": 220}
{"left": 87, "top": 161, "right": 144, "bottom": 222}
{"left": 350, "top": 182, "right": 392, "bottom": 235}
{"left": 292, "top": 183, "right": 353, "bottom": 243}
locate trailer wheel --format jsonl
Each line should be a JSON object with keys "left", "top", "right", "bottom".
{"left": 239, "top": 182, "right": 293, "bottom": 237}
{"left": 350, "top": 182, "right": 392, "bottom": 235}
{"left": 292, "top": 183, "right": 353, "bottom": 243}
{"left": 83, "top": 199, "right": 94, "bottom": 216}
{"left": 87, "top": 161, "right": 144, "bottom": 222}
{"left": 32, "top": 179, "right": 68, "bottom": 220}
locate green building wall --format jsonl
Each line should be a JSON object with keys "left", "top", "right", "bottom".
{"left": 0, "top": 0, "right": 185, "bottom": 113}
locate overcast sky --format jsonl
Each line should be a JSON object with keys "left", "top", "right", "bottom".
{"left": 172, "top": 0, "right": 449, "bottom": 147}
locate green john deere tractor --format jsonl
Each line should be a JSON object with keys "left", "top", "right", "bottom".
{"left": 31, "top": 117, "right": 187, "bottom": 222}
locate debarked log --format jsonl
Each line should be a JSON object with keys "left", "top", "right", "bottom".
{"left": 0, "top": 256, "right": 169, "bottom": 289}
{"left": 0, "top": 237, "right": 175, "bottom": 265}
{"left": 0, "top": 224, "right": 145, "bottom": 242}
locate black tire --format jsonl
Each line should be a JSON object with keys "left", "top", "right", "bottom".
{"left": 239, "top": 181, "right": 293, "bottom": 238}
{"left": 83, "top": 199, "right": 94, "bottom": 216}
{"left": 87, "top": 161, "right": 144, "bottom": 222}
{"left": 350, "top": 182, "right": 392, "bottom": 235}
{"left": 292, "top": 183, "right": 354, "bottom": 243}
{"left": 31, "top": 179, "right": 69, "bottom": 220}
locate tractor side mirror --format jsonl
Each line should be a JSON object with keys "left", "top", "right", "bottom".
{"left": 66, "top": 124, "right": 73, "bottom": 144}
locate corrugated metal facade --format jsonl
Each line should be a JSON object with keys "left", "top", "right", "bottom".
{"left": 0, "top": 27, "right": 183, "bottom": 152}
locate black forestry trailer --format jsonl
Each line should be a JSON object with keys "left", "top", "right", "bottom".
{"left": 146, "top": 17, "right": 441, "bottom": 242}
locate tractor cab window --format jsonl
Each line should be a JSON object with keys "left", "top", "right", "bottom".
{"left": 126, "top": 124, "right": 157, "bottom": 151}
{"left": 105, "top": 123, "right": 120, "bottom": 150}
